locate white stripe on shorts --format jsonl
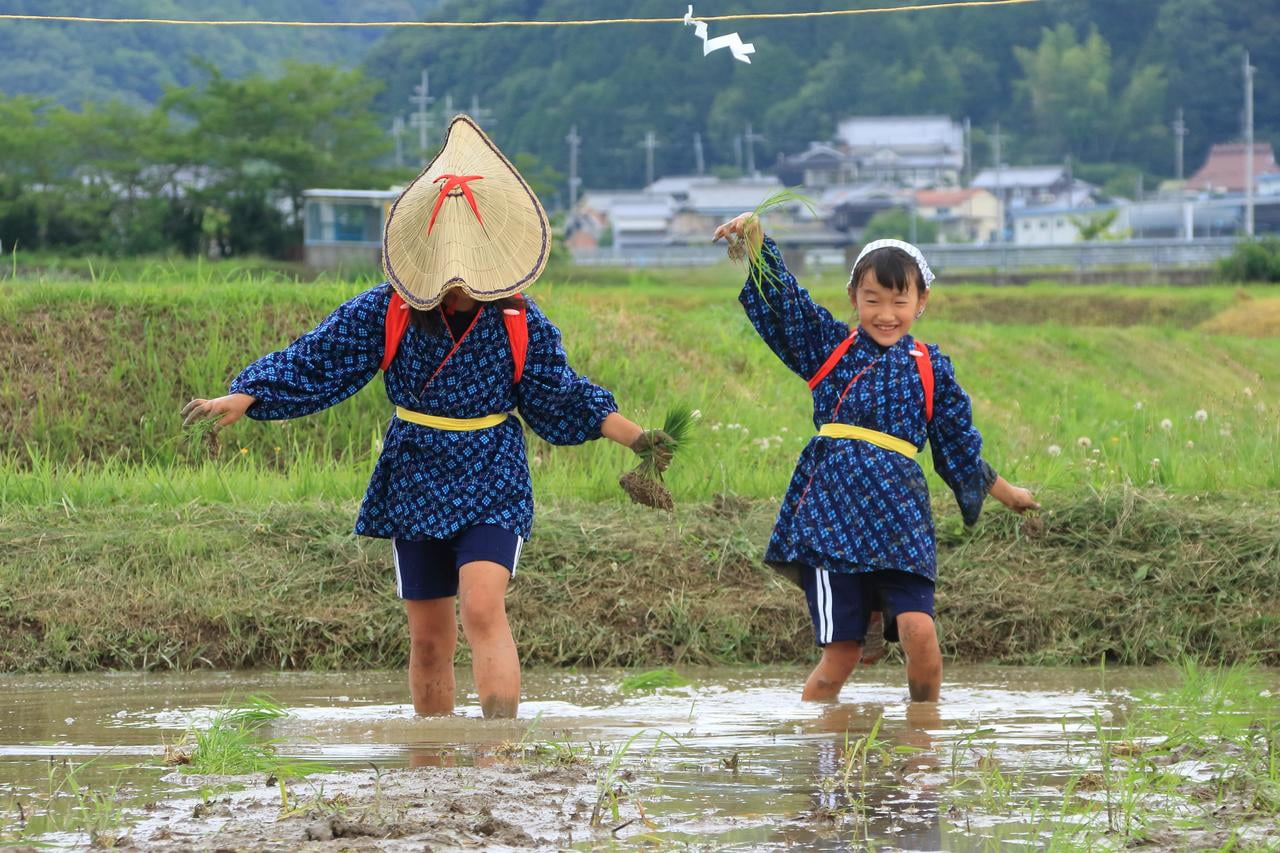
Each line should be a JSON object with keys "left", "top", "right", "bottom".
{"left": 814, "top": 567, "right": 828, "bottom": 644}
{"left": 829, "top": 568, "right": 839, "bottom": 640}
{"left": 510, "top": 535, "right": 524, "bottom": 577}
{"left": 391, "top": 537, "right": 403, "bottom": 598}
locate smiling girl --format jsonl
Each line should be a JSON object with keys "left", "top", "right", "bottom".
{"left": 714, "top": 213, "right": 1037, "bottom": 703}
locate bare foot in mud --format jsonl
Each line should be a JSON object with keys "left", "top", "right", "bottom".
{"left": 481, "top": 694, "right": 519, "bottom": 719}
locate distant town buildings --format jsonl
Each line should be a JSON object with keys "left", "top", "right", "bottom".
{"left": 300, "top": 116, "right": 1280, "bottom": 269}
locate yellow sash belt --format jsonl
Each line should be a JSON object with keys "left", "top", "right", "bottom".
{"left": 395, "top": 407, "right": 509, "bottom": 431}
{"left": 818, "top": 424, "right": 918, "bottom": 458}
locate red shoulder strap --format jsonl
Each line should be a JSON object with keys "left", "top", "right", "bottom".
{"left": 912, "top": 342, "right": 934, "bottom": 423}
{"left": 381, "top": 290, "right": 411, "bottom": 371}
{"left": 807, "top": 329, "right": 857, "bottom": 390}
{"left": 502, "top": 295, "right": 529, "bottom": 384}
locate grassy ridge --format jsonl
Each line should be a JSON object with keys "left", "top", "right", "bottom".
{"left": 2, "top": 268, "right": 1279, "bottom": 499}
{"left": 2, "top": 490, "right": 1277, "bottom": 671}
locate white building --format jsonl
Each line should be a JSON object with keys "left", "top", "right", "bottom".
{"left": 302, "top": 188, "right": 399, "bottom": 268}
{"left": 834, "top": 116, "right": 965, "bottom": 187}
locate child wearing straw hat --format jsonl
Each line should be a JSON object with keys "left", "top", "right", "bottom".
{"left": 183, "top": 116, "right": 672, "bottom": 719}
{"left": 713, "top": 213, "right": 1038, "bottom": 703}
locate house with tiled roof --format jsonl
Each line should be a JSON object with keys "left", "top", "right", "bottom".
{"left": 912, "top": 187, "right": 1002, "bottom": 243}
{"left": 1188, "top": 143, "right": 1280, "bottom": 194}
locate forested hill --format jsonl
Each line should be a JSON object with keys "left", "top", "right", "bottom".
{"left": 0, "top": 0, "right": 441, "bottom": 106}
{"left": 1, "top": 0, "right": 1276, "bottom": 192}
{"left": 363, "top": 0, "right": 1278, "bottom": 189}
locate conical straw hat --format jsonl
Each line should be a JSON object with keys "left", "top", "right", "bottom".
{"left": 383, "top": 114, "right": 551, "bottom": 310}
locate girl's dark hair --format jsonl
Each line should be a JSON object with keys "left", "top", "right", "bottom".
{"left": 849, "top": 247, "right": 924, "bottom": 294}
{"left": 410, "top": 295, "right": 524, "bottom": 335}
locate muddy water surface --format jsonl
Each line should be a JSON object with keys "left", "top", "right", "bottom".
{"left": 1, "top": 666, "right": 1273, "bottom": 849}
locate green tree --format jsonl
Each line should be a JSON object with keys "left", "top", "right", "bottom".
{"left": 163, "top": 62, "right": 394, "bottom": 254}
{"left": 1014, "top": 24, "right": 1167, "bottom": 166}
{"left": 861, "top": 209, "right": 938, "bottom": 244}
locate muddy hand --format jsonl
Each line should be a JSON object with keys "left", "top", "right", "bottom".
{"left": 182, "top": 393, "right": 254, "bottom": 430}
{"left": 630, "top": 429, "right": 675, "bottom": 472}
{"left": 712, "top": 212, "right": 762, "bottom": 259}
{"left": 1007, "top": 487, "right": 1040, "bottom": 513}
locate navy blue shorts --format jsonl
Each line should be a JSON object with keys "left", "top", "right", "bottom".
{"left": 391, "top": 525, "right": 524, "bottom": 600}
{"left": 801, "top": 568, "right": 935, "bottom": 647}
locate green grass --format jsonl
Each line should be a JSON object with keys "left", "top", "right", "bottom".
{"left": 1, "top": 489, "right": 1276, "bottom": 671}
{"left": 171, "top": 695, "right": 320, "bottom": 779}
{"left": 942, "top": 661, "right": 1280, "bottom": 849}
{"left": 1, "top": 269, "right": 1278, "bottom": 501}
{"left": 619, "top": 668, "right": 692, "bottom": 693}
{"left": 1, "top": 260, "right": 1277, "bottom": 672}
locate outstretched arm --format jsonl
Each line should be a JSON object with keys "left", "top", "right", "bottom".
{"left": 988, "top": 475, "right": 1039, "bottom": 513}
{"left": 715, "top": 212, "right": 849, "bottom": 380}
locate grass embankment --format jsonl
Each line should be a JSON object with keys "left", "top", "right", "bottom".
{"left": 2, "top": 490, "right": 1276, "bottom": 671}
{"left": 1, "top": 263, "right": 1277, "bottom": 671}
{"left": 2, "top": 269, "right": 1279, "bottom": 497}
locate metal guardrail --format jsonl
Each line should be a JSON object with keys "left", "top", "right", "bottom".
{"left": 920, "top": 238, "right": 1240, "bottom": 272}
{"left": 571, "top": 237, "right": 1242, "bottom": 271}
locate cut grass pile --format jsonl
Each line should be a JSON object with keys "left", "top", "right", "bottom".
{"left": 1, "top": 488, "right": 1276, "bottom": 671}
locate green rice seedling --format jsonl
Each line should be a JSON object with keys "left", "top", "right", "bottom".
{"left": 618, "top": 404, "right": 698, "bottom": 510}
{"left": 734, "top": 188, "right": 817, "bottom": 302}
{"left": 618, "top": 668, "right": 691, "bottom": 693}
{"left": 588, "top": 730, "right": 677, "bottom": 831}
{"left": 0, "top": 757, "right": 129, "bottom": 846}
{"left": 175, "top": 695, "right": 317, "bottom": 779}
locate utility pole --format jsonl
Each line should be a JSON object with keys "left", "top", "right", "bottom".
{"left": 744, "top": 123, "right": 766, "bottom": 176}
{"left": 693, "top": 132, "right": 706, "bottom": 176}
{"left": 733, "top": 134, "right": 743, "bottom": 171}
{"left": 1244, "top": 49, "right": 1255, "bottom": 237}
{"left": 1065, "top": 154, "right": 1073, "bottom": 208}
{"left": 993, "top": 122, "right": 1004, "bottom": 243}
{"left": 469, "top": 94, "right": 496, "bottom": 127}
{"left": 391, "top": 115, "right": 406, "bottom": 168}
{"left": 566, "top": 125, "right": 581, "bottom": 209}
{"left": 643, "top": 130, "right": 658, "bottom": 187}
{"left": 963, "top": 116, "right": 972, "bottom": 186}
{"left": 408, "top": 68, "right": 434, "bottom": 156}
{"left": 1172, "top": 107, "right": 1187, "bottom": 182}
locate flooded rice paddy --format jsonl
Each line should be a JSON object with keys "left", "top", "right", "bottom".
{"left": 2, "top": 665, "right": 1277, "bottom": 850}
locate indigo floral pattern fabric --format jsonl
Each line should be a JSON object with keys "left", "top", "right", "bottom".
{"left": 740, "top": 238, "right": 996, "bottom": 580}
{"left": 231, "top": 283, "right": 617, "bottom": 540}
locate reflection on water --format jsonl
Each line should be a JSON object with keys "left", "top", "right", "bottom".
{"left": 0, "top": 666, "right": 1207, "bottom": 848}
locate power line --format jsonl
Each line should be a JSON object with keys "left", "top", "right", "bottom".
{"left": 0, "top": 1, "right": 1042, "bottom": 29}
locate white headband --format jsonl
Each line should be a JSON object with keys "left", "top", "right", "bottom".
{"left": 852, "top": 239, "right": 935, "bottom": 289}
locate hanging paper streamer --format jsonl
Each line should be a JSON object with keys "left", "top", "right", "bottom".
{"left": 683, "top": 5, "right": 755, "bottom": 64}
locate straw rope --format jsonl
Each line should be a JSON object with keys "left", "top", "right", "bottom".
{"left": 0, "top": 0, "right": 1040, "bottom": 29}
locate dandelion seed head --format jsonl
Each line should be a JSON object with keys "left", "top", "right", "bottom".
{"left": 1160, "top": 418, "right": 1173, "bottom": 431}
{"left": 1185, "top": 440, "right": 1194, "bottom": 449}
{"left": 1134, "top": 401, "right": 1144, "bottom": 411}
{"left": 1047, "top": 444, "right": 1062, "bottom": 457}
{"left": 1194, "top": 409, "right": 1208, "bottom": 423}
{"left": 1076, "top": 436, "right": 1092, "bottom": 449}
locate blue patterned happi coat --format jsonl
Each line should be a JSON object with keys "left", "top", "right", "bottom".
{"left": 741, "top": 238, "right": 996, "bottom": 582}
{"left": 230, "top": 283, "right": 617, "bottom": 540}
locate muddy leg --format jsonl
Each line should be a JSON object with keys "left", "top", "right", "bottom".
{"left": 404, "top": 597, "right": 458, "bottom": 715}
{"left": 458, "top": 561, "right": 519, "bottom": 718}
{"left": 896, "top": 612, "right": 942, "bottom": 702}
{"left": 801, "top": 640, "right": 863, "bottom": 701}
